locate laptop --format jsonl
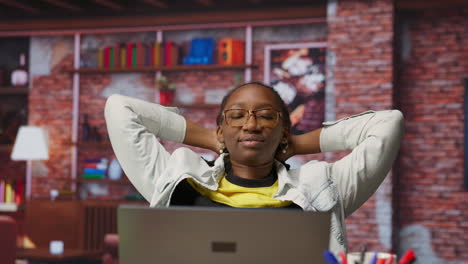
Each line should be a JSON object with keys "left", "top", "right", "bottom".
{"left": 118, "top": 205, "right": 330, "bottom": 264}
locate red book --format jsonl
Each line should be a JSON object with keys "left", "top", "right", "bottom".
{"left": 114, "top": 43, "right": 121, "bottom": 68}
{"left": 164, "top": 41, "right": 173, "bottom": 66}
{"left": 84, "top": 162, "right": 99, "bottom": 169}
{"left": 126, "top": 43, "right": 133, "bottom": 68}
{"left": 104, "top": 46, "right": 110, "bottom": 68}
{"left": 15, "top": 179, "right": 23, "bottom": 204}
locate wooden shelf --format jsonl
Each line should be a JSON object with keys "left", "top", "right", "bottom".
{"left": 66, "top": 64, "right": 257, "bottom": 74}
{"left": 0, "top": 144, "right": 13, "bottom": 151}
{"left": 0, "top": 87, "right": 29, "bottom": 95}
{"left": 61, "top": 178, "right": 132, "bottom": 185}
{"left": 0, "top": 203, "right": 19, "bottom": 212}
{"left": 76, "top": 141, "right": 112, "bottom": 148}
{"left": 0, "top": 175, "right": 26, "bottom": 181}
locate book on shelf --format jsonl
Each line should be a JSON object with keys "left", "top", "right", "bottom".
{"left": 153, "top": 42, "right": 162, "bottom": 66}
{"left": 109, "top": 47, "right": 115, "bottom": 68}
{"left": 82, "top": 158, "right": 108, "bottom": 179}
{"left": 145, "top": 44, "right": 152, "bottom": 67}
{"left": 0, "top": 178, "right": 23, "bottom": 211}
{"left": 0, "top": 179, "right": 4, "bottom": 203}
{"left": 114, "top": 43, "right": 121, "bottom": 68}
{"left": 183, "top": 38, "right": 215, "bottom": 65}
{"left": 164, "top": 41, "right": 179, "bottom": 66}
{"left": 120, "top": 43, "right": 126, "bottom": 68}
{"left": 104, "top": 46, "right": 110, "bottom": 68}
{"left": 132, "top": 45, "right": 137, "bottom": 68}
{"left": 98, "top": 48, "right": 103, "bottom": 68}
{"left": 126, "top": 43, "right": 133, "bottom": 68}
{"left": 82, "top": 40, "right": 221, "bottom": 70}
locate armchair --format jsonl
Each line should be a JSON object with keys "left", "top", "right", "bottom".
{"left": 102, "top": 233, "right": 119, "bottom": 264}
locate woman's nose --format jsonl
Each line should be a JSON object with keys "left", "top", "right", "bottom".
{"left": 243, "top": 114, "right": 261, "bottom": 130}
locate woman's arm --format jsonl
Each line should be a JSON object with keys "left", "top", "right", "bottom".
{"left": 321, "top": 110, "right": 405, "bottom": 216}
{"left": 276, "top": 127, "right": 322, "bottom": 161}
{"left": 105, "top": 94, "right": 186, "bottom": 202}
{"left": 183, "top": 120, "right": 218, "bottom": 153}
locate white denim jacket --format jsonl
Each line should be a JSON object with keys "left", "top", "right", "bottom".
{"left": 104, "top": 94, "right": 404, "bottom": 253}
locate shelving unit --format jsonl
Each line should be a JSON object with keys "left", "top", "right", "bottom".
{"left": 76, "top": 142, "right": 112, "bottom": 148}
{"left": 0, "top": 87, "right": 29, "bottom": 151}
{"left": 0, "top": 39, "right": 30, "bottom": 206}
{"left": 66, "top": 178, "right": 131, "bottom": 185}
{"left": 0, "top": 144, "right": 13, "bottom": 151}
{"left": 0, "top": 87, "right": 29, "bottom": 94}
{"left": 0, "top": 173, "right": 26, "bottom": 212}
{"left": 66, "top": 64, "right": 257, "bottom": 74}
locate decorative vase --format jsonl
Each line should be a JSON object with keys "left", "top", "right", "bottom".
{"left": 159, "top": 90, "right": 175, "bottom": 105}
{"left": 108, "top": 158, "right": 123, "bottom": 180}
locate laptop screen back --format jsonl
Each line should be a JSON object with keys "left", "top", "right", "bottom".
{"left": 118, "top": 205, "right": 330, "bottom": 264}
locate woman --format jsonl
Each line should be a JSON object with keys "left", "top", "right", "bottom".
{"left": 104, "top": 82, "right": 404, "bottom": 253}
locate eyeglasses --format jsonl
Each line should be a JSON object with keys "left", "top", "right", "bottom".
{"left": 223, "top": 108, "right": 282, "bottom": 128}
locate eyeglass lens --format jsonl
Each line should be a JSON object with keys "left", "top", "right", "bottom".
{"left": 225, "top": 109, "right": 279, "bottom": 128}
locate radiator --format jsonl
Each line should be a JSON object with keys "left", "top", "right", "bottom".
{"left": 83, "top": 204, "right": 117, "bottom": 250}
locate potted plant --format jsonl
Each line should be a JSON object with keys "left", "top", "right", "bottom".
{"left": 156, "top": 75, "right": 175, "bottom": 105}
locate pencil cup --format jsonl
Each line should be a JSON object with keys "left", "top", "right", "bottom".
{"left": 49, "top": 240, "right": 64, "bottom": 255}
{"left": 347, "top": 252, "right": 396, "bottom": 264}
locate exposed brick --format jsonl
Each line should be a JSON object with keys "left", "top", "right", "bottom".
{"left": 397, "top": 8, "right": 468, "bottom": 261}
{"left": 328, "top": 0, "right": 394, "bottom": 253}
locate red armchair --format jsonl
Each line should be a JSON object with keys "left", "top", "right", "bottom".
{"left": 102, "top": 233, "right": 119, "bottom": 264}
{"left": 0, "top": 215, "right": 18, "bottom": 264}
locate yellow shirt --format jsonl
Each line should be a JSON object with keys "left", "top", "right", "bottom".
{"left": 187, "top": 175, "right": 292, "bottom": 208}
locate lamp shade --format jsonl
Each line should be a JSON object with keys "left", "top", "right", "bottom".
{"left": 11, "top": 126, "right": 49, "bottom": 161}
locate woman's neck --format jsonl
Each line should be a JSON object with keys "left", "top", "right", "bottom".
{"left": 228, "top": 158, "right": 274, "bottom": 180}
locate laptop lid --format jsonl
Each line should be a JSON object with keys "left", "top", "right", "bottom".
{"left": 118, "top": 205, "right": 330, "bottom": 264}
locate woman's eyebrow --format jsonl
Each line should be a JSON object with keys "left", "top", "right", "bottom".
{"left": 228, "top": 103, "right": 275, "bottom": 109}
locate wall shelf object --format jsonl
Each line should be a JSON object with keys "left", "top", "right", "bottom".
{"left": 0, "top": 87, "right": 29, "bottom": 95}
{"left": 66, "top": 64, "right": 257, "bottom": 74}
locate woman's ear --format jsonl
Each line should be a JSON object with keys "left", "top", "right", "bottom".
{"left": 216, "top": 126, "right": 224, "bottom": 144}
{"left": 282, "top": 128, "right": 290, "bottom": 143}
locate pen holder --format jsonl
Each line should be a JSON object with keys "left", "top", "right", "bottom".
{"left": 347, "top": 252, "right": 396, "bottom": 264}
{"left": 49, "top": 240, "right": 64, "bottom": 255}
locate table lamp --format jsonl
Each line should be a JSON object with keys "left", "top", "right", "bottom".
{"left": 11, "top": 126, "right": 49, "bottom": 200}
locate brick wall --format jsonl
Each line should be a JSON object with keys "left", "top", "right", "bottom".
{"left": 397, "top": 8, "right": 468, "bottom": 262}
{"left": 328, "top": 0, "right": 395, "bottom": 253}
{"left": 29, "top": 55, "right": 75, "bottom": 197}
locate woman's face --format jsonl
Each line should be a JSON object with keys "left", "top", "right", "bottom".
{"left": 217, "top": 84, "right": 287, "bottom": 166}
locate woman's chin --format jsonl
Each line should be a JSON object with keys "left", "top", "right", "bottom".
{"left": 230, "top": 150, "right": 275, "bottom": 166}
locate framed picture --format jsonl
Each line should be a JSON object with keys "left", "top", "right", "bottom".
{"left": 264, "top": 42, "right": 327, "bottom": 135}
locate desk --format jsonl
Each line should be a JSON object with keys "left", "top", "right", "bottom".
{"left": 17, "top": 248, "right": 101, "bottom": 264}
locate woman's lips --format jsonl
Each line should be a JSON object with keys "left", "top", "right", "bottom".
{"left": 238, "top": 137, "right": 265, "bottom": 148}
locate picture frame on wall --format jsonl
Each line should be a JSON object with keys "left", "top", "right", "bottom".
{"left": 264, "top": 42, "right": 327, "bottom": 135}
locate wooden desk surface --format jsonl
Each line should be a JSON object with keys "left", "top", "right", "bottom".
{"left": 17, "top": 248, "right": 102, "bottom": 262}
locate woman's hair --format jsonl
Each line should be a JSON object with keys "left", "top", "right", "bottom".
{"left": 216, "top": 82, "right": 291, "bottom": 130}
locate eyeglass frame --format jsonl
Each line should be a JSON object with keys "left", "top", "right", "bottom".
{"left": 222, "top": 108, "right": 283, "bottom": 128}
